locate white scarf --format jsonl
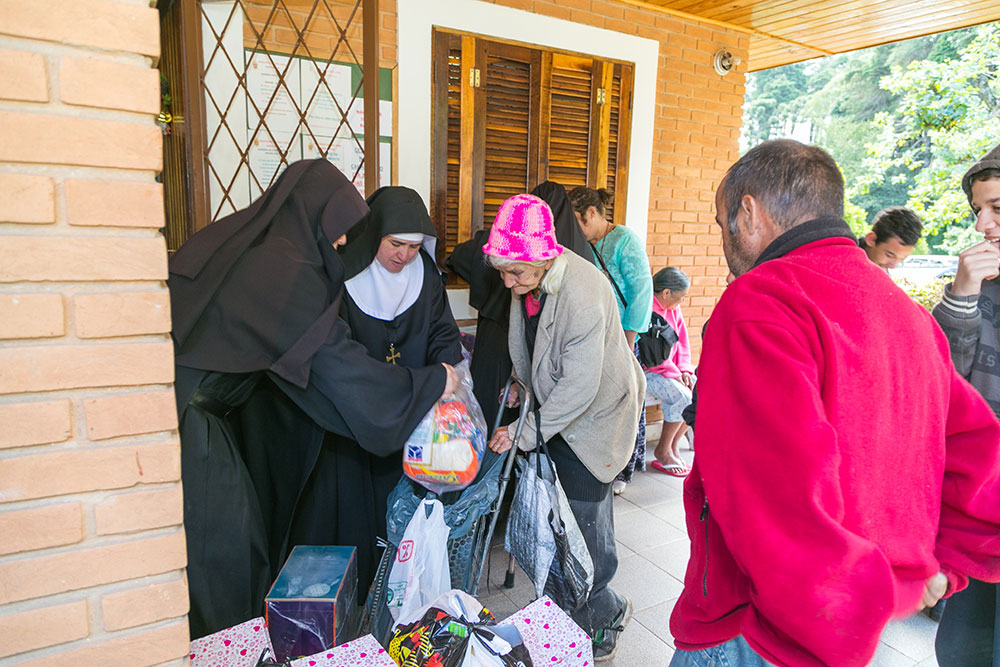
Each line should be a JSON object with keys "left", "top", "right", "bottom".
{"left": 345, "top": 253, "right": 425, "bottom": 321}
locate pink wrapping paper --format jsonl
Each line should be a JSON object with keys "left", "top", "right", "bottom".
{"left": 291, "top": 634, "right": 396, "bottom": 666}
{"left": 188, "top": 617, "right": 271, "bottom": 667}
{"left": 501, "top": 596, "right": 594, "bottom": 666}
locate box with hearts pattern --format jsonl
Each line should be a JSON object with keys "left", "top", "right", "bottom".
{"left": 290, "top": 634, "right": 396, "bottom": 666}
{"left": 188, "top": 617, "right": 271, "bottom": 667}
{"left": 500, "top": 596, "right": 594, "bottom": 666}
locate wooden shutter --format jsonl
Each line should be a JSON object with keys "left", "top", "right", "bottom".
{"left": 606, "top": 63, "right": 633, "bottom": 226}
{"left": 546, "top": 54, "right": 592, "bottom": 190}
{"left": 430, "top": 30, "right": 634, "bottom": 267}
{"left": 481, "top": 43, "right": 540, "bottom": 232}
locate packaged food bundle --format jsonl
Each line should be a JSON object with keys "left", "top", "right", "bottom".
{"left": 403, "top": 362, "right": 487, "bottom": 494}
{"left": 388, "top": 590, "right": 532, "bottom": 667}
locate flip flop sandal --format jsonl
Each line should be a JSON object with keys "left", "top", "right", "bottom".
{"left": 651, "top": 460, "right": 690, "bottom": 477}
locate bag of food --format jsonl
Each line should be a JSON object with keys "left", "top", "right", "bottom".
{"left": 403, "top": 361, "right": 487, "bottom": 494}
{"left": 387, "top": 590, "right": 532, "bottom": 667}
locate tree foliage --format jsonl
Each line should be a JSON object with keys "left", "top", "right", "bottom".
{"left": 742, "top": 22, "right": 1000, "bottom": 254}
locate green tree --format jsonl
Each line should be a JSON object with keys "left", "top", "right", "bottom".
{"left": 851, "top": 23, "right": 999, "bottom": 252}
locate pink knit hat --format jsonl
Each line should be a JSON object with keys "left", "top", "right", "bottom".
{"left": 482, "top": 194, "right": 564, "bottom": 262}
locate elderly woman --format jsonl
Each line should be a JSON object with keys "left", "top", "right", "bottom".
{"left": 485, "top": 193, "right": 645, "bottom": 662}
{"left": 644, "top": 267, "right": 696, "bottom": 477}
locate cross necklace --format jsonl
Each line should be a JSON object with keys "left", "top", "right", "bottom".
{"left": 385, "top": 319, "right": 402, "bottom": 365}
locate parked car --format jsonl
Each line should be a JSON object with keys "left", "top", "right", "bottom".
{"left": 890, "top": 255, "right": 959, "bottom": 286}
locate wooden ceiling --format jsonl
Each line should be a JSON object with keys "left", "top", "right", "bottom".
{"left": 620, "top": 0, "right": 1000, "bottom": 70}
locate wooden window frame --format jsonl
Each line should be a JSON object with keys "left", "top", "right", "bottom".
{"left": 430, "top": 28, "right": 635, "bottom": 269}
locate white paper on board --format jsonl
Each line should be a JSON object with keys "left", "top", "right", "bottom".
{"left": 301, "top": 62, "right": 354, "bottom": 137}
{"left": 245, "top": 51, "right": 301, "bottom": 135}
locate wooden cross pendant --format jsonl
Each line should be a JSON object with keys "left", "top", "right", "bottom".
{"left": 386, "top": 343, "right": 401, "bottom": 365}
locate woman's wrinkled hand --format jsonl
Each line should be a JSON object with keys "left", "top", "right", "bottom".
{"left": 681, "top": 372, "right": 695, "bottom": 389}
{"left": 500, "top": 382, "right": 521, "bottom": 408}
{"left": 488, "top": 425, "right": 514, "bottom": 453}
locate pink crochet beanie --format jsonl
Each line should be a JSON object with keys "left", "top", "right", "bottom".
{"left": 482, "top": 194, "right": 564, "bottom": 262}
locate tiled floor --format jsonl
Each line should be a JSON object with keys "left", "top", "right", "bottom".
{"left": 478, "top": 424, "right": 940, "bottom": 666}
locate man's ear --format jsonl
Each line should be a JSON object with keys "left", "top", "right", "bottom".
{"left": 740, "top": 194, "right": 764, "bottom": 236}
{"left": 864, "top": 231, "right": 877, "bottom": 248}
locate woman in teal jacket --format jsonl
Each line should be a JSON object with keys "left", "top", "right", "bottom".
{"left": 569, "top": 187, "right": 653, "bottom": 495}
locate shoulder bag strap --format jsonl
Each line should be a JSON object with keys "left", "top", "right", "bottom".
{"left": 589, "top": 242, "right": 629, "bottom": 309}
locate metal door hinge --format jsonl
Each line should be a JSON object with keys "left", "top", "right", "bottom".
{"left": 596, "top": 87, "right": 606, "bottom": 105}
{"left": 469, "top": 68, "right": 481, "bottom": 88}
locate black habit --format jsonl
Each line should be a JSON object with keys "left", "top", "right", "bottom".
{"left": 284, "top": 185, "right": 461, "bottom": 607}
{"left": 169, "top": 161, "right": 446, "bottom": 639}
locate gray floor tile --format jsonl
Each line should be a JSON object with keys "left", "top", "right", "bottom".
{"left": 604, "top": 614, "right": 674, "bottom": 667}
{"left": 610, "top": 553, "right": 685, "bottom": 612}
{"left": 916, "top": 655, "right": 939, "bottom": 667}
{"left": 871, "top": 642, "right": 919, "bottom": 666}
{"left": 619, "top": 469, "right": 684, "bottom": 504}
{"left": 636, "top": 539, "right": 691, "bottom": 583}
{"left": 644, "top": 497, "right": 689, "bottom": 530}
{"left": 880, "top": 613, "right": 938, "bottom": 662}
{"left": 633, "top": 597, "right": 678, "bottom": 647}
{"left": 615, "top": 509, "right": 687, "bottom": 553}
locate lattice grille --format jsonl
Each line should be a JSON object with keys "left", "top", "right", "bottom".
{"left": 200, "top": 0, "right": 368, "bottom": 221}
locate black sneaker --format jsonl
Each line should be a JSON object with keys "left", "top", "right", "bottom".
{"left": 592, "top": 597, "right": 633, "bottom": 662}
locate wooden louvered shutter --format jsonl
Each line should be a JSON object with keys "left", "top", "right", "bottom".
{"left": 607, "top": 63, "right": 633, "bottom": 226}
{"left": 430, "top": 30, "right": 634, "bottom": 274}
{"left": 431, "top": 32, "right": 482, "bottom": 263}
{"left": 481, "top": 42, "right": 540, "bottom": 232}
{"left": 546, "top": 54, "right": 593, "bottom": 190}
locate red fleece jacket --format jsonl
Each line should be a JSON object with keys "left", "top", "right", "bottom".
{"left": 670, "top": 237, "right": 1000, "bottom": 666}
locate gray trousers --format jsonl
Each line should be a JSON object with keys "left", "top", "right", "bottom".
{"left": 564, "top": 488, "right": 624, "bottom": 636}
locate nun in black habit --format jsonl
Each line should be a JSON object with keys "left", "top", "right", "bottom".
{"left": 338, "top": 186, "right": 463, "bottom": 372}
{"left": 169, "top": 160, "right": 456, "bottom": 639}
{"left": 446, "top": 181, "right": 593, "bottom": 427}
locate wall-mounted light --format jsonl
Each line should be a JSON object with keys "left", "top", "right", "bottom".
{"left": 713, "top": 49, "right": 742, "bottom": 76}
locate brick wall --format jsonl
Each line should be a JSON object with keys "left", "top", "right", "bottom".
{"left": 0, "top": 1, "right": 187, "bottom": 664}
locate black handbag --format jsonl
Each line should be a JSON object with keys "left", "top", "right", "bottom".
{"left": 637, "top": 311, "right": 678, "bottom": 368}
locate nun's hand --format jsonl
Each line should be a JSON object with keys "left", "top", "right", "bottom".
{"left": 440, "top": 363, "right": 459, "bottom": 400}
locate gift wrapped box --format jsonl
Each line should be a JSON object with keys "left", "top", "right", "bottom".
{"left": 290, "top": 634, "right": 396, "bottom": 667}
{"left": 188, "top": 617, "right": 271, "bottom": 667}
{"left": 501, "top": 596, "right": 594, "bottom": 666}
{"left": 266, "top": 545, "right": 358, "bottom": 662}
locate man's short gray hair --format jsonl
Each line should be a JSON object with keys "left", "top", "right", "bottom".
{"left": 722, "top": 139, "right": 844, "bottom": 232}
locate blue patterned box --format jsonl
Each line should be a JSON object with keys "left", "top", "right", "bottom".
{"left": 265, "top": 545, "right": 358, "bottom": 662}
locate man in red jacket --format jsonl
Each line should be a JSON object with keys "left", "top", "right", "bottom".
{"left": 669, "top": 139, "right": 1000, "bottom": 667}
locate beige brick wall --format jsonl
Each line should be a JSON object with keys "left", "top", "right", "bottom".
{"left": 0, "top": 0, "right": 187, "bottom": 664}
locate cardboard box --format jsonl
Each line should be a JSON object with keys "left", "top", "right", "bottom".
{"left": 501, "top": 596, "right": 594, "bottom": 666}
{"left": 266, "top": 545, "right": 358, "bottom": 662}
{"left": 188, "top": 617, "right": 271, "bottom": 667}
{"left": 291, "top": 634, "right": 397, "bottom": 667}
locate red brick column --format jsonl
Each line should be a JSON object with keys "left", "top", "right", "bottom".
{"left": 0, "top": 1, "right": 188, "bottom": 664}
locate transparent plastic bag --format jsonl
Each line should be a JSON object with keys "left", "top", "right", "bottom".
{"left": 403, "top": 361, "right": 487, "bottom": 494}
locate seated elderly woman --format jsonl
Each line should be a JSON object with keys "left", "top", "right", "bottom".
{"left": 484, "top": 193, "right": 646, "bottom": 662}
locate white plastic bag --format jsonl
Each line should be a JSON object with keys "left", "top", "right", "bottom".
{"left": 385, "top": 499, "right": 452, "bottom": 625}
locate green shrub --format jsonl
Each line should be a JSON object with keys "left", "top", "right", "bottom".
{"left": 894, "top": 276, "right": 949, "bottom": 310}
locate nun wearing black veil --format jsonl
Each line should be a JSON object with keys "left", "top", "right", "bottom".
{"left": 281, "top": 185, "right": 464, "bottom": 579}
{"left": 169, "top": 160, "right": 457, "bottom": 639}
{"left": 446, "top": 181, "right": 593, "bottom": 427}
